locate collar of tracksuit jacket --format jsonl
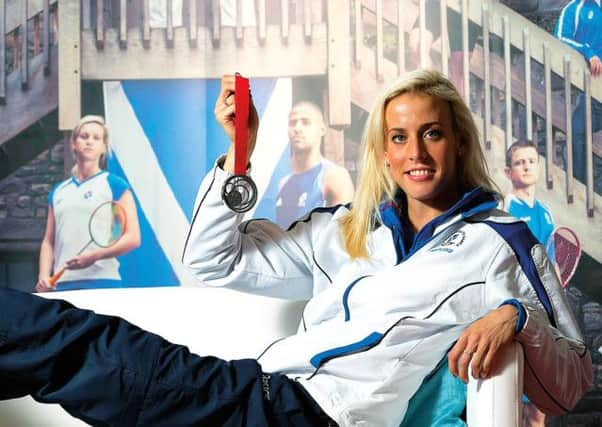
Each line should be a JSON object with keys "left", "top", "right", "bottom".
{"left": 379, "top": 187, "right": 499, "bottom": 264}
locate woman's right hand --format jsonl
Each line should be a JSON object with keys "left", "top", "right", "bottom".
{"left": 35, "top": 276, "right": 55, "bottom": 293}
{"left": 214, "top": 74, "right": 259, "bottom": 173}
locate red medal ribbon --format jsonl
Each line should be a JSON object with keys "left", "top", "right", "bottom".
{"left": 234, "top": 74, "right": 250, "bottom": 175}
{"left": 221, "top": 73, "right": 257, "bottom": 213}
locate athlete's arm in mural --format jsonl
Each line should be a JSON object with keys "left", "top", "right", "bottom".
{"left": 36, "top": 206, "right": 56, "bottom": 291}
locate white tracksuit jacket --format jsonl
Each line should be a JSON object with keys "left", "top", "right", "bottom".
{"left": 182, "top": 161, "right": 592, "bottom": 427}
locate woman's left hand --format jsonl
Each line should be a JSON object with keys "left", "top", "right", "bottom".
{"left": 448, "top": 304, "right": 518, "bottom": 383}
{"left": 65, "top": 252, "right": 98, "bottom": 270}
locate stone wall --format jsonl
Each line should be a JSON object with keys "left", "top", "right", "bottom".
{"left": 0, "top": 141, "right": 65, "bottom": 252}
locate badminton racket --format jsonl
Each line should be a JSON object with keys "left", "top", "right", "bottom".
{"left": 48, "top": 200, "right": 127, "bottom": 286}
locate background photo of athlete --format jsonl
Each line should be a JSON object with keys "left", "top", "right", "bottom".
{"left": 275, "top": 101, "right": 354, "bottom": 228}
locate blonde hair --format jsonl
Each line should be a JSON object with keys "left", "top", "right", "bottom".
{"left": 339, "top": 69, "right": 499, "bottom": 258}
{"left": 70, "top": 115, "right": 110, "bottom": 176}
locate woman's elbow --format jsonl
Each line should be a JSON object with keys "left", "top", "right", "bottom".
{"left": 123, "top": 232, "right": 141, "bottom": 252}
{"left": 132, "top": 234, "right": 141, "bottom": 249}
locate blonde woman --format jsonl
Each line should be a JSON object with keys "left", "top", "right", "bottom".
{"left": 36, "top": 115, "right": 140, "bottom": 292}
{"left": 0, "top": 71, "right": 590, "bottom": 427}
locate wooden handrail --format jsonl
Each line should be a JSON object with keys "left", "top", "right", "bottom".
{"left": 4, "top": 0, "right": 58, "bottom": 34}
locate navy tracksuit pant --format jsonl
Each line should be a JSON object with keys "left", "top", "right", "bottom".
{"left": 0, "top": 288, "right": 336, "bottom": 427}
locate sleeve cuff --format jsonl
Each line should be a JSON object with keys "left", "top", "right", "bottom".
{"left": 500, "top": 299, "right": 527, "bottom": 333}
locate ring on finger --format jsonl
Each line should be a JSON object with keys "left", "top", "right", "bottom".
{"left": 462, "top": 350, "right": 475, "bottom": 357}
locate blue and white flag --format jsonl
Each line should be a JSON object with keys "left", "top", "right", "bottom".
{"left": 103, "top": 78, "right": 291, "bottom": 286}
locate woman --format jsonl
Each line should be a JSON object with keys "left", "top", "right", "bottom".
{"left": 0, "top": 71, "right": 591, "bottom": 427}
{"left": 35, "top": 115, "right": 140, "bottom": 292}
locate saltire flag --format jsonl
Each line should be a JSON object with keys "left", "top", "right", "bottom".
{"left": 103, "top": 78, "right": 292, "bottom": 286}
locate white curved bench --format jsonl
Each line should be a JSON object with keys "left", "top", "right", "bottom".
{"left": 0, "top": 287, "right": 523, "bottom": 426}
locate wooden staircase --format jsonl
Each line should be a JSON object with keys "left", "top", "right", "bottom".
{"left": 0, "top": 0, "right": 60, "bottom": 179}
{"left": 1, "top": 0, "right": 599, "bottom": 263}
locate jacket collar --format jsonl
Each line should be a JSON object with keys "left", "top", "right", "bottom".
{"left": 378, "top": 187, "right": 499, "bottom": 263}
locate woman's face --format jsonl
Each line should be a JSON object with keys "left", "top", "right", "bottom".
{"left": 72, "top": 122, "right": 107, "bottom": 165}
{"left": 383, "top": 92, "right": 461, "bottom": 212}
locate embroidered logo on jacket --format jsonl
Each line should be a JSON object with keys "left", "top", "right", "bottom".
{"left": 429, "top": 230, "right": 466, "bottom": 253}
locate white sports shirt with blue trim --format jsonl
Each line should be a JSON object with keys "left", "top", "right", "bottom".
{"left": 48, "top": 171, "right": 130, "bottom": 284}
{"left": 503, "top": 193, "right": 555, "bottom": 261}
{"left": 182, "top": 160, "right": 592, "bottom": 427}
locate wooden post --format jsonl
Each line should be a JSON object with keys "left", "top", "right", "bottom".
{"left": 523, "top": 28, "right": 532, "bottom": 142}
{"left": 397, "top": 0, "right": 404, "bottom": 75}
{"left": 189, "top": 0, "right": 197, "bottom": 47}
{"left": 483, "top": 3, "right": 491, "bottom": 149}
{"left": 376, "top": 0, "right": 383, "bottom": 81}
{"left": 0, "top": 0, "right": 6, "bottom": 104}
{"left": 43, "top": 0, "right": 50, "bottom": 75}
{"left": 143, "top": 0, "right": 150, "bottom": 48}
{"left": 280, "top": 0, "right": 289, "bottom": 43}
{"left": 440, "top": 0, "right": 448, "bottom": 77}
{"left": 58, "top": 0, "right": 81, "bottom": 131}
{"left": 257, "top": 0, "right": 266, "bottom": 45}
{"left": 96, "top": 0, "right": 105, "bottom": 49}
{"left": 354, "top": 0, "right": 362, "bottom": 68}
{"left": 166, "top": 0, "right": 174, "bottom": 47}
{"left": 418, "top": 0, "right": 426, "bottom": 69}
{"left": 543, "top": 42, "right": 553, "bottom": 189}
{"left": 82, "top": 0, "right": 92, "bottom": 29}
{"left": 503, "top": 15, "right": 512, "bottom": 151}
{"left": 235, "top": 0, "right": 243, "bottom": 45}
{"left": 327, "top": 0, "right": 351, "bottom": 128}
{"left": 119, "top": 0, "right": 127, "bottom": 49}
{"left": 584, "top": 70, "right": 594, "bottom": 217}
{"left": 20, "top": 0, "right": 29, "bottom": 90}
{"left": 304, "top": 0, "right": 312, "bottom": 42}
{"left": 211, "top": 0, "right": 220, "bottom": 47}
{"left": 564, "top": 56, "right": 574, "bottom": 204}
{"left": 461, "top": 0, "right": 469, "bottom": 103}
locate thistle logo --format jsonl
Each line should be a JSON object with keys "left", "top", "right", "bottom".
{"left": 430, "top": 230, "right": 466, "bottom": 253}
{"left": 83, "top": 191, "right": 93, "bottom": 199}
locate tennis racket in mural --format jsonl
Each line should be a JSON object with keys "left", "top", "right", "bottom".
{"left": 546, "top": 226, "right": 582, "bottom": 288}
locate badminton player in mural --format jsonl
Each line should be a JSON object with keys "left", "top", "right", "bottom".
{"left": 35, "top": 115, "right": 140, "bottom": 292}
{"left": 275, "top": 102, "right": 354, "bottom": 228}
